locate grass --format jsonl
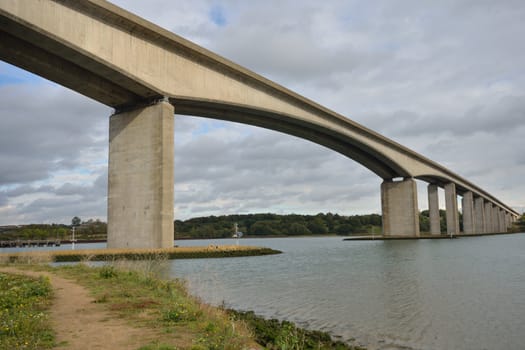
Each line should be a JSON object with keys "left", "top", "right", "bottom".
{"left": 0, "top": 272, "right": 54, "bottom": 349}
{"left": 228, "top": 310, "right": 365, "bottom": 350}
{"left": 1, "top": 254, "right": 365, "bottom": 349}
{"left": 0, "top": 245, "right": 281, "bottom": 263}
{"left": 50, "top": 261, "right": 257, "bottom": 350}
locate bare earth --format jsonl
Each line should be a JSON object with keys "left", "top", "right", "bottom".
{"left": 0, "top": 267, "right": 157, "bottom": 350}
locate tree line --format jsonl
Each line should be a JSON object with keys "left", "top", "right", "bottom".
{"left": 174, "top": 213, "right": 383, "bottom": 239}
{"left": 1, "top": 211, "right": 523, "bottom": 241}
{"left": 0, "top": 218, "right": 107, "bottom": 241}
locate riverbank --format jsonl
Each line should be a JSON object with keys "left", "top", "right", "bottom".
{"left": 0, "top": 263, "right": 364, "bottom": 349}
{"left": 0, "top": 245, "right": 281, "bottom": 263}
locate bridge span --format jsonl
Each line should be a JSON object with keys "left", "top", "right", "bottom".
{"left": 0, "top": 0, "right": 518, "bottom": 248}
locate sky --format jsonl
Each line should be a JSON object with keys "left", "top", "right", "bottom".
{"left": 1, "top": 0, "right": 524, "bottom": 225}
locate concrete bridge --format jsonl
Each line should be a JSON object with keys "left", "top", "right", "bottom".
{"left": 0, "top": 0, "right": 519, "bottom": 248}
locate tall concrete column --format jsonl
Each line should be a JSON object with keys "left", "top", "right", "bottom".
{"left": 484, "top": 202, "right": 493, "bottom": 233}
{"left": 462, "top": 191, "right": 475, "bottom": 234}
{"left": 474, "top": 196, "right": 485, "bottom": 234}
{"left": 107, "top": 100, "right": 174, "bottom": 249}
{"left": 492, "top": 206, "right": 500, "bottom": 233}
{"left": 499, "top": 210, "right": 506, "bottom": 232}
{"left": 381, "top": 178, "right": 420, "bottom": 236}
{"left": 427, "top": 184, "right": 441, "bottom": 235}
{"left": 444, "top": 183, "right": 459, "bottom": 235}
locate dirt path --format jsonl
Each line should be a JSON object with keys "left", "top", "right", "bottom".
{"left": 0, "top": 267, "right": 157, "bottom": 350}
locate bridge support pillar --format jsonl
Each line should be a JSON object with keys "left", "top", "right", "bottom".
{"left": 444, "top": 183, "right": 459, "bottom": 235}
{"left": 427, "top": 184, "right": 440, "bottom": 234}
{"left": 499, "top": 209, "right": 506, "bottom": 232}
{"left": 462, "top": 191, "right": 475, "bottom": 234}
{"left": 107, "top": 100, "right": 174, "bottom": 249}
{"left": 474, "top": 196, "right": 485, "bottom": 233}
{"left": 484, "top": 202, "right": 493, "bottom": 233}
{"left": 493, "top": 206, "right": 500, "bottom": 232}
{"left": 381, "top": 178, "right": 419, "bottom": 236}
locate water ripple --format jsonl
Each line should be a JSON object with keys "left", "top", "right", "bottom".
{"left": 172, "top": 235, "right": 525, "bottom": 350}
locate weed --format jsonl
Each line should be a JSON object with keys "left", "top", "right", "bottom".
{"left": 0, "top": 272, "right": 54, "bottom": 349}
{"left": 137, "top": 342, "right": 178, "bottom": 350}
{"left": 50, "top": 263, "right": 255, "bottom": 349}
{"left": 99, "top": 265, "right": 117, "bottom": 279}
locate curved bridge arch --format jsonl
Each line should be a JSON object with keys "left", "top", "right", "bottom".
{"left": 0, "top": 0, "right": 518, "bottom": 248}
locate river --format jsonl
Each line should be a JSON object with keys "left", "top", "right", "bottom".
{"left": 3, "top": 234, "right": 525, "bottom": 349}
{"left": 171, "top": 234, "right": 525, "bottom": 350}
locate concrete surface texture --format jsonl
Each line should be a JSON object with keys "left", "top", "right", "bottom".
{"left": 107, "top": 101, "right": 174, "bottom": 248}
{"left": 381, "top": 179, "right": 420, "bottom": 236}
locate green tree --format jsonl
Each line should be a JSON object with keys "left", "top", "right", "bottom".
{"left": 71, "top": 216, "right": 81, "bottom": 227}
{"left": 288, "top": 223, "right": 311, "bottom": 235}
{"left": 307, "top": 218, "right": 328, "bottom": 234}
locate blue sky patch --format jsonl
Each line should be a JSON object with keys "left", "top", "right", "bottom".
{"left": 209, "top": 4, "right": 227, "bottom": 27}
{"left": 0, "top": 62, "right": 47, "bottom": 86}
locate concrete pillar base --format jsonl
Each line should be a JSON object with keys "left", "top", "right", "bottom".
{"left": 428, "top": 184, "right": 440, "bottom": 235}
{"left": 444, "top": 183, "right": 459, "bottom": 235}
{"left": 107, "top": 100, "right": 174, "bottom": 249}
{"left": 381, "top": 178, "right": 420, "bottom": 236}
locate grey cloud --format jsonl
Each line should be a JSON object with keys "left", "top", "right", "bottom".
{"left": 362, "top": 95, "right": 525, "bottom": 140}
{"left": 4, "top": 185, "right": 54, "bottom": 198}
{"left": 0, "top": 84, "right": 109, "bottom": 187}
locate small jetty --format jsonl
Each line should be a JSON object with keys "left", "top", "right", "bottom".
{"left": 343, "top": 231, "right": 521, "bottom": 241}
{"left": 0, "top": 239, "right": 61, "bottom": 248}
{"left": 0, "top": 245, "right": 281, "bottom": 263}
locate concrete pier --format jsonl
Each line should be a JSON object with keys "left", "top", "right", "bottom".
{"left": 492, "top": 206, "right": 500, "bottom": 233}
{"left": 484, "top": 202, "right": 493, "bottom": 233}
{"left": 499, "top": 210, "right": 506, "bottom": 232}
{"left": 444, "top": 183, "right": 460, "bottom": 235}
{"left": 381, "top": 178, "right": 420, "bottom": 236}
{"left": 107, "top": 100, "right": 174, "bottom": 248}
{"left": 428, "top": 184, "right": 441, "bottom": 234}
{"left": 474, "top": 196, "right": 486, "bottom": 233}
{"left": 462, "top": 191, "right": 475, "bottom": 234}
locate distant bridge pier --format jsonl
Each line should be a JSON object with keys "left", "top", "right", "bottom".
{"left": 484, "top": 202, "right": 493, "bottom": 233}
{"left": 492, "top": 206, "right": 500, "bottom": 233}
{"left": 462, "top": 191, "right": 475, "bottom": 234}
{"left": 474, "top": 196, "right": 486, "bottom": 233}
{"left": 444, "top": 183, "right": 460, "bottom": 235}
{"left": 427, "top": 184, "right": 441, "bottom": 235}
{"left": 107, "top": 100, "right": 174, "bottom": 249}
{"left": 498, "top": 209, "right": 507, "bottom": 233}
{"left": 492, "top": 206, "right": 499, "bottom": 232}
{"left": 381, "top": 178, "right": 420, "bottom": 236}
